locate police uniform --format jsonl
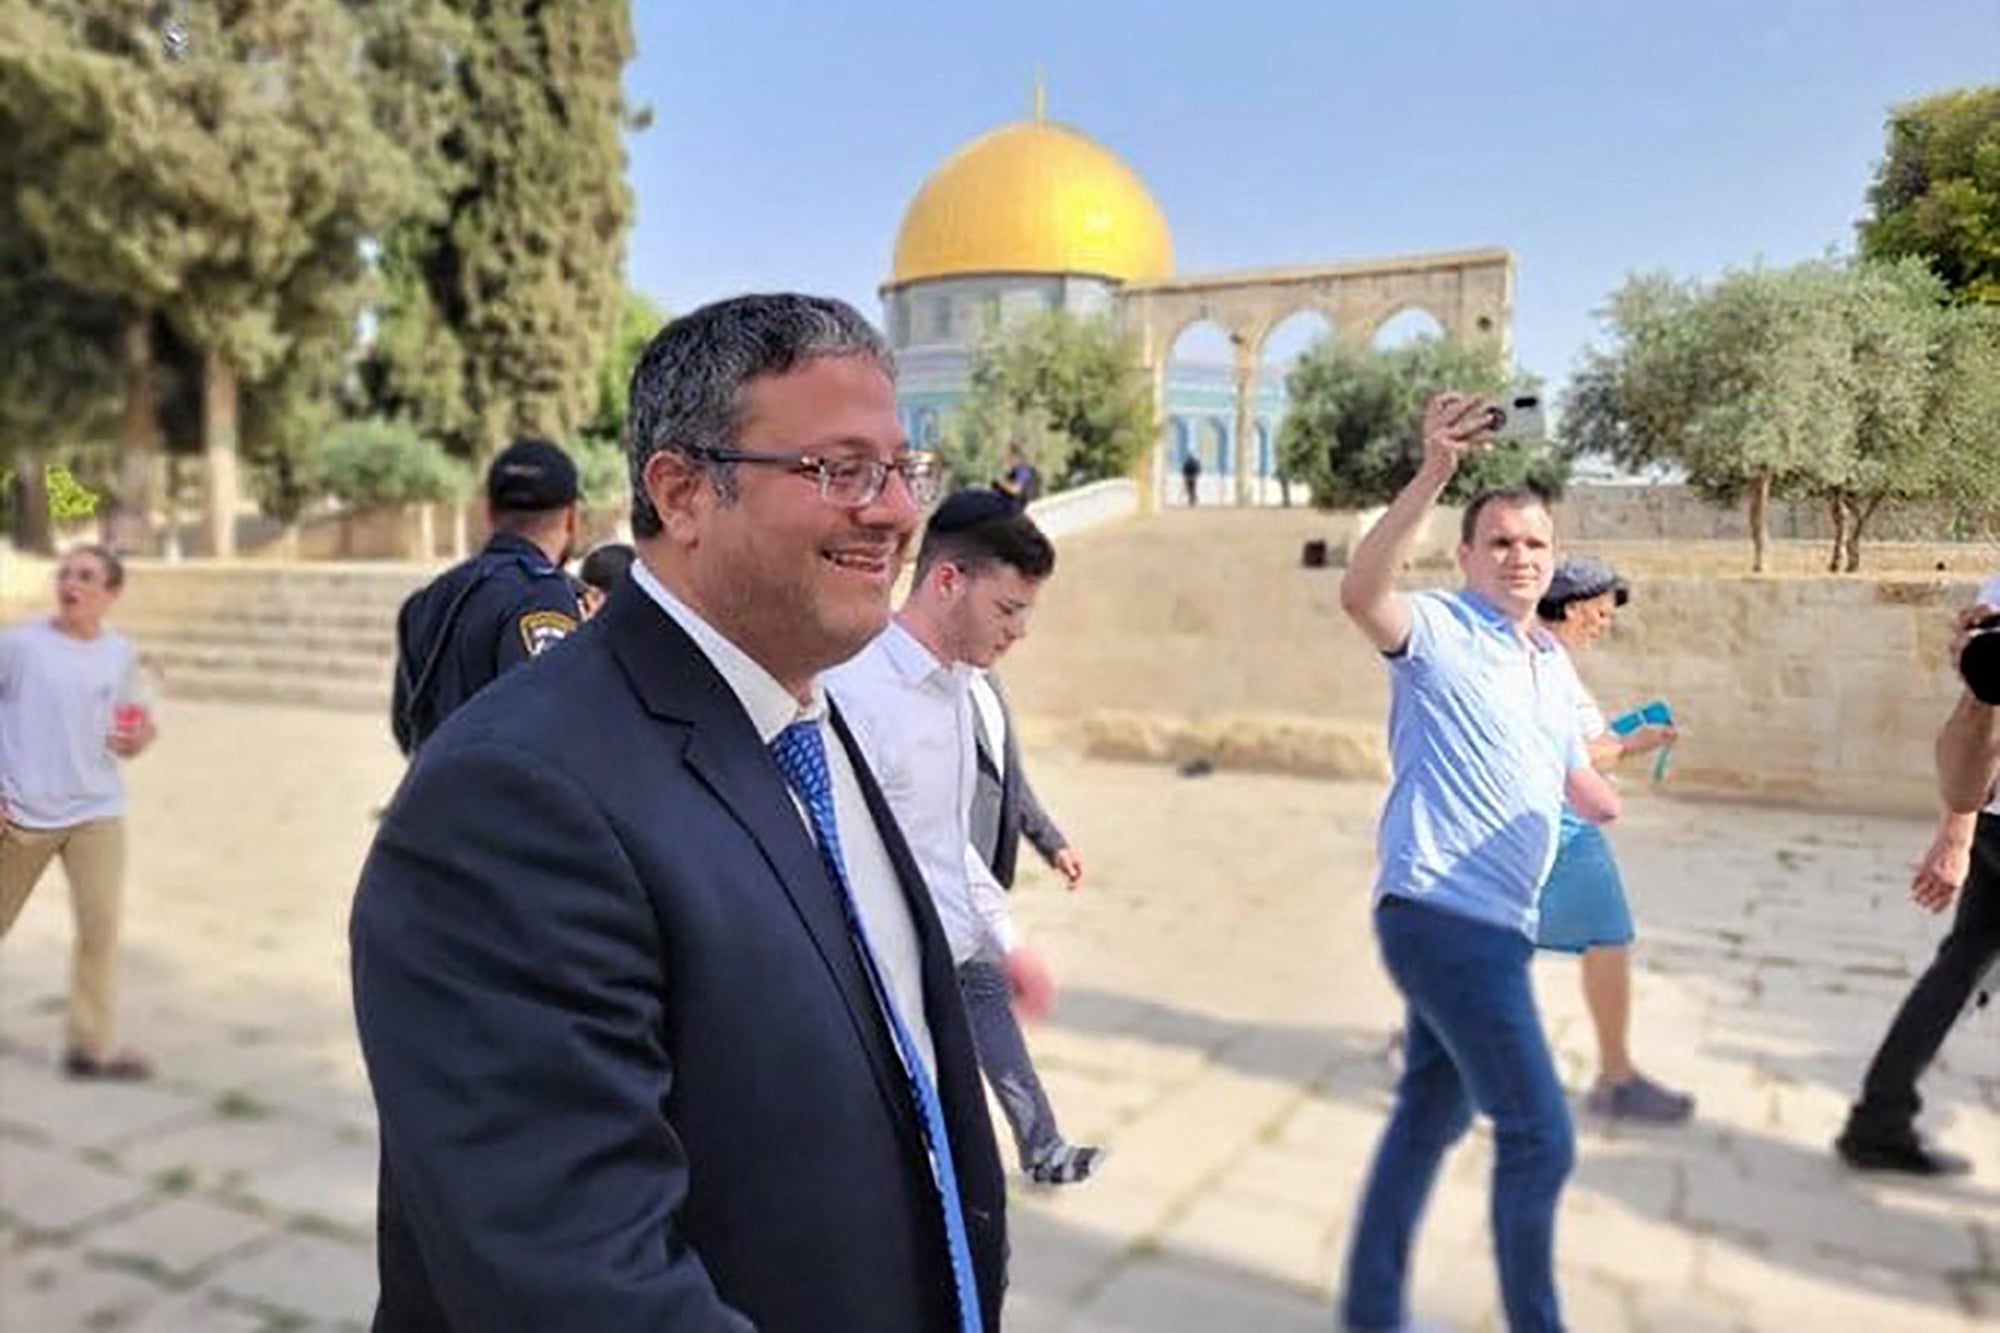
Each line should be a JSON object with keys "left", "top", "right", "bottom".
{"left": 391, "top": 439, "right": 583, "bottom": 756}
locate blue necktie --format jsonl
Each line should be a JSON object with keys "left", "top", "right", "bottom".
{"left": 768, "top": 719, "right": 983, "bottom": 1333}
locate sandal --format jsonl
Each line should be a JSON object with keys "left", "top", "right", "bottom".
{"left": 63, "top": 1049, "right": 154, "bottom": 1082}
{"left": 1028, "top": 1143, "right": 1105, "bottom": 1186}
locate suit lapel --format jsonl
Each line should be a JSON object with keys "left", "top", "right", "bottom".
{"left": 988, "top": 678, "right": 1023, "bottom": 883}
{"left": 601, "top": 583, "right": 917, "bottom": 1142}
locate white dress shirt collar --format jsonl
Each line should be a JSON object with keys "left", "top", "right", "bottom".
{"left": 631, "top": 558, "right": 826, "bottom": 741}
{"left": 878, "top": 619, "right": 966, "bottom": 690}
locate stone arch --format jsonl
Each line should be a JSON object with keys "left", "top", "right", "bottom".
{"left": 1370, "top": 304, "right": 1449, "bottom": 348}
{"left": 1259, "top": 307, "right": 1338, "bottom": 372}
{"left": 1118, "top": 248, "right": 1513, "bottom": 511}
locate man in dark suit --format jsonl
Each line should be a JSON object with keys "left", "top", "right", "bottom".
{"left": 350, "top": 294, "right": 1005, "bottom": 1332}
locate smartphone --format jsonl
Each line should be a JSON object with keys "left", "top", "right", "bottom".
{"left": 1483, "top": 393, "right": 1547, "bottom": 442}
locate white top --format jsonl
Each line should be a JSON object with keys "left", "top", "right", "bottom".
{"left": 969, "top": 672, "right": 1007, "bottom": 781}
{"left": 1554, "top": 645, "right": 1608, "bottom": 740}
{"left": 827, "top": 622, "right": 1017, "bottom": 966}
{"left": 631, "top": 562, "right": 935, "bottom": 1077}
{"left": 0, "top": 619, "right": 147, "bottom": 829}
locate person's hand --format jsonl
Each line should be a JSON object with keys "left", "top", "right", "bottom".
{"left": 1004, "top": 946, "right": 1057, "bottom": 1023}
{"left": 1949, "top": 601, "right": 1999, "bottom": 676}
{"left": 1911, "top": 825, "right": 1973, "bottom": 913}
{"left": 1051, "top": 846, "right": 1084, "bottom": 890}
{"left": 1619, "top": 723, "right": 1679, "bottom": 757}
{"left": 1419, "top": 392, "right": 1497, "bottom": 476}
{"left": 106, "top": 709, "right": 155, "bottom": 760}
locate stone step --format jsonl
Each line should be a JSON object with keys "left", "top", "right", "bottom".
{"left": 119, "top": 589, "right": 414, "bottom": 618}
{"left": 112, "top": 564, "right": 428, "bottom": 623}
{"left": 123, "top": 617, "right": 397, "bottom": 656}
{"left": 145, "top": 641, "right": 393, "bottom": 687}
{"left": 160, "top": 665, "right": 389, "bottom": 714}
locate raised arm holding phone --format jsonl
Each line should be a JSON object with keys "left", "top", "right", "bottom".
{"left": 1336, "top": 392, "right": 1613, "bottom": 1333}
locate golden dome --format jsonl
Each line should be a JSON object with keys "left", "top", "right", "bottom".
{"left": 888, "top": 119, "right": 1175, "bottom": 287}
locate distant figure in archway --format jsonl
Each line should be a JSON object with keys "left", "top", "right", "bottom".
{"left": 1181, "top": 450, "right": 1201, "bottom": 506}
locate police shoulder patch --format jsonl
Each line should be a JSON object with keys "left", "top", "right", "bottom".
{"left": 518, "top": 610, "right": 578, "bottom": 657}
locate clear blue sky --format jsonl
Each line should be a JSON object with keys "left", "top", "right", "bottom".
{"left": 623, "top": 0, "right": 1997, "bottom": 396}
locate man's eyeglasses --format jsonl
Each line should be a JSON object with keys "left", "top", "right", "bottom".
{"left": 692, "top": 446, "right": 943, "bottom": 508}
{"left": 55, "top": 567, "right": 102, "bottom": 585}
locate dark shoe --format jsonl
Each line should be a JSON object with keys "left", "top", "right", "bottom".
{"left": 1835, "top": 1130, "right": 1970, "bottom": 1177}
{"left": 62, "top": 1049, "right": 154, "bottom": 1082}
{"left": 1028, "top": 1143, "right": 1105, "bottom": 1186}
{"left": 1587, "top": 1072, "right": 1695, "bottom": 1125}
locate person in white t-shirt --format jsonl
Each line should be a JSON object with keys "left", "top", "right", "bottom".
{"left": 0, "top": 543, "right": 156, "bottom": 1080}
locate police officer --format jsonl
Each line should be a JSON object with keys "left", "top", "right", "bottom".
{"left": 391, "top": 437, "right": 583, "bottom": 755}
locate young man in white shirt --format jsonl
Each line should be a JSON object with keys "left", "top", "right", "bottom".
{"left": 830, "top": 488, "right": 1104, "bottom": 1185}
{"left": 0, "top": 543, "right": 157, "bottom": 1080}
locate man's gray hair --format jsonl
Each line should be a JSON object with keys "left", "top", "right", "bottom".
{"left": 625, "top": 293, "right": 896, "bottom": 537}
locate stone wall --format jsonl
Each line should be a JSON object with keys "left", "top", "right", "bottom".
{"left": 1003, "top": 509, "right": 1979, "bottom": 813}
{"left": 1557, "top": 482, "right": 1981, "bottom": 545}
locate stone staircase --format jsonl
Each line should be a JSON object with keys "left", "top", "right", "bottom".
{"left": 110, "top": 562, "right": 434, "bottom": 714}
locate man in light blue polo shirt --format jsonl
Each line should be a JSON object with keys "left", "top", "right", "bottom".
{"left": 1337, "top": 393, "right": 1622, "bottom": 1333}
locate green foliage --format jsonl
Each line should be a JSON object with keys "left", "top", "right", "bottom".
{"left": 5, "top": 1, "right": 423, "bottom": 371}
{"left": 1924, "top": 303, "right": 2000, "bottom": 533}
{"left": 1567, "top": 265, "right": 1841, "bottom": 503}
{"left": 941, "top": 311, "right": 1157, "bottom": 491}
{"left": 578, "top": 290, "right": 670, "bottom": 453}
{"left": 0, "top": 235, "right": 122, "bottom": 470}
{"left": 0, "top": 0, "right": 436, "bottom": 538}
{"left": 1566, "top": 257, "right": 2000, "bottom": 568}
{"left": 571, "top": 435, "right": 629, "bottom": 510}
{"left": 364, "top": 0, "right": 637, "bottom": 457}
{"left": 1277, "top": 338, "right": 1559, "bottom": 509}
{"left": 44, "top": 463, "right": 98, "bottom": 520}
{"left": 1859, "top": 87, "right": 2000, "bottom": 304}
{"left": 311, "top": 418, "right": 465, "bottom": 511}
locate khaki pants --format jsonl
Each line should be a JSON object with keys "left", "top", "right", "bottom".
{"left": 0, "top": 817, "right": 128, "bottom": 1060}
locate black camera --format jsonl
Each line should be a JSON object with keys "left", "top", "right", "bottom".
{"left": 1961, "top": 613, "right": 2000, "bottom": 704}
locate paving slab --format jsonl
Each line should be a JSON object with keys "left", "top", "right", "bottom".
{"left": 79, "top": 1194, "right": 278, "bottom": 1278}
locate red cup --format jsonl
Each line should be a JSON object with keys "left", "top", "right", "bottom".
{"left": 113, "top": 703, "right": 148, "bottom": 734}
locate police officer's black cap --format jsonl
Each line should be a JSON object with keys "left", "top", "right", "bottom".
{"left": 486, "top": 437, "right": 580, "bottom": 511}
{"left": 928, "top": 487, "right": 1023, "bottom": 535}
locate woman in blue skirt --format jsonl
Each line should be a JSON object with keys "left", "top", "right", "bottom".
{"left": 1537, "top": 556, "right": 1694, "bottom": 1124}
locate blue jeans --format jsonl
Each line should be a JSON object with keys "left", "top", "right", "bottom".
{"left": 1342, "top": 896, "right": 1574, "bottom": 1333}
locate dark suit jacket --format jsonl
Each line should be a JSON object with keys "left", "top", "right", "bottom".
{"left": 351, "top": 579, "right": 1007, "bottom": 1332}
{"left": 969, "top": 675, "right": 1067, "bottom": 889}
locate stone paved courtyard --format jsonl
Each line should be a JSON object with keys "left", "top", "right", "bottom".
{"left": 2, "top": 701, "right": 1996, "bottom": 1331}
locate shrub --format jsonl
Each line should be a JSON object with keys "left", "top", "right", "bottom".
{"left": 312, "top": 419, "right": 466, "bottom": 510}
